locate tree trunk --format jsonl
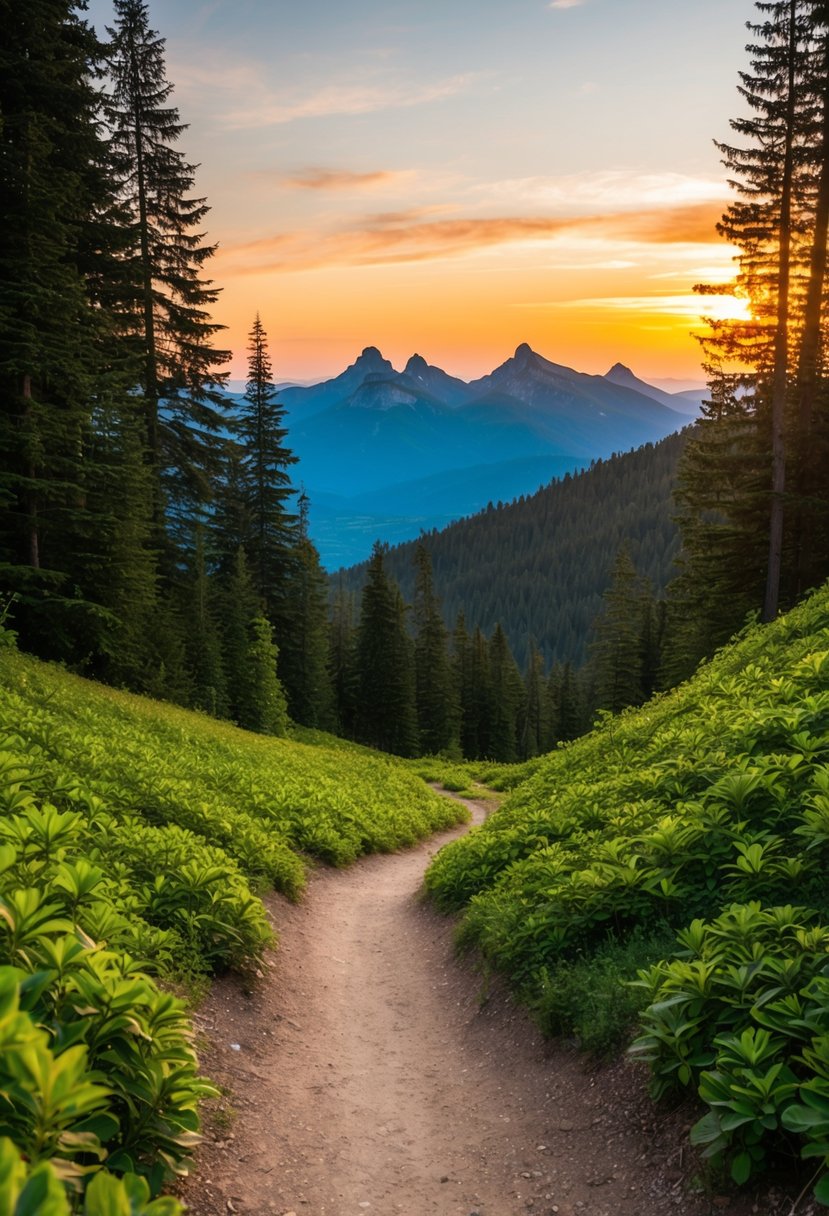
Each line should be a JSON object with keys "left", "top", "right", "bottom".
{"left": 22, "top": 373, "right": 40, "bottom": 570}
{"left": 794, "top": 27, "right": 829, "bottom": 594}
{"left": 763, "top": 0, "right": 798, "bottom": 623}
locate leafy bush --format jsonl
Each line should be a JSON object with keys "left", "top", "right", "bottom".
{"left": 530, "top": 925, "right": 677, "bottom": 1057}
{"left": 0, "top": 1136, "right": 182, "bottom": 1214}
{"left": 0, "top": 645, "right": 465, "bottom": 1204}
{"left": 425, "top": 583, "right": 829, "bottom": 1201}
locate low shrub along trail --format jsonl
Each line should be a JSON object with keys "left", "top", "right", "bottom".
{"left": 183, "top": 793, "right": 726, "bottom": 1216}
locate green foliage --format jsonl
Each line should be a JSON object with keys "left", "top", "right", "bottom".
{"left": 355, "top": 543, "right": 418, "bottom": 757}
{"left": 425, "top": 581, "right": 829, "bottom": 1198}
{"left": 529, "top": 925, "right": 676, "bottom": 1058}
{"left": 0, "top": 1137, "right": 183, "bottom": 1214}
{"left": 0, "top": 643, "right": 464, "bottom": 1202}
{"left": 241, "top": 617, "right": 288, "bottom": 736}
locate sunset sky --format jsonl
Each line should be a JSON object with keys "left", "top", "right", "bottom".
{"left": 86, "top": 0, "right": 752, "bottom": 385}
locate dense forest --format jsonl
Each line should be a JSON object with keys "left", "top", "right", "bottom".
{"left": 335, "top": 429, "right": 687, "bottom": 670}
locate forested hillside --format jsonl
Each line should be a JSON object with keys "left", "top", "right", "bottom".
{"left": 0, "top": 641, "right": 462, "bottom": 1207}
{"left": 426, "top": 579, "right": 829, "bottom": 1201}
{"left": 336, "top": 429, "right": 687, "bottom": 670}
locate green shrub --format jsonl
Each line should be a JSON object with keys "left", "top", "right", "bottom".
{"left": 425, "top": 584, "right": 829, "bottom": 1202}
{"left": 0, "top": 644, "right": 467, "bottom": 1204}
{"left": 530, "top": 925, "right": 677, "bottom": 1057}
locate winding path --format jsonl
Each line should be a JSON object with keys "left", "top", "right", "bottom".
{"left": 182, "top": 796, "right": 726, "bottom": 1216}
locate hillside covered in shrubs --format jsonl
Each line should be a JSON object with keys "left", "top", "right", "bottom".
{"left": 425, "top": 581, "right": 829, "bottom": 1200}
{"left": 0, "top": 645, "right": 463, "bottom": 1209}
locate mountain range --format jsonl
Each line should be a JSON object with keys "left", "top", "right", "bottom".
{"left": 234, "top": 344, "right": 702, "bottom": 567}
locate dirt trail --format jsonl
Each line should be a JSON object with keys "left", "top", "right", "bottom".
{"left": 182, "top": 796, "right": 764, "bottom": 1216}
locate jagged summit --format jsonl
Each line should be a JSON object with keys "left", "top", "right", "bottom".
{"left": 604, "top": 362, "right": 687, "bottom": 414}
{"left": 606, "top": 361, "right": 634, "bottom": 379}
{"left": 405, "top": 353, "right": 428, "bottom": 374}
{"left": 352, "top": 345, "right": 393, "bottom": 372}
{"left": 401, "top": 352, "right": 471, "bottom": 406}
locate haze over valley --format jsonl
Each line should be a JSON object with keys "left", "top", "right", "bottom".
{"left": 226, "top": 342, "right": 701, "bottom": 566}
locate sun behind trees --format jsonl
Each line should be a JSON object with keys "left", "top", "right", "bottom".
{"left": 670, "top": 0, "right": 829, "bottom": 673}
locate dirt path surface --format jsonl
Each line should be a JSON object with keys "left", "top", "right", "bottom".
{"left": 182, "top": 796, "right": 788, "bottom": 1216}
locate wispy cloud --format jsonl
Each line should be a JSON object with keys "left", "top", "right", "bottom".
{"left": 274, "top": 168, "right": 407, "bottom": 191}
{"left": 236, "top": 74, "right": 477, "bottom": 128}
{"left": 478, "top": 170, "right": 727, "bottom": 214}
{"left": 559, "top": 293, "right": 749, "bottom": 321}
{"left": 583, "top": 202, "right": 724, "bottom": 244}
{"left": 550, "top": 0, "right": 584, "bottom": 8}
{"left": 215, "top": 201, "right": 728, "bottom": 277}
{"left": 174, "top": 56, "right": 480, "bottom": 129}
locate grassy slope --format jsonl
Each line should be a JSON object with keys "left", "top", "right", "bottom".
{"left": 0, "top": 647, "right": 464, "bottom": 1206}
{"left": 425, "top": 582, "right": 829, "bottom": 1195}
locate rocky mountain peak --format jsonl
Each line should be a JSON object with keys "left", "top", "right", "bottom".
{"left": 405, "top": 353, "right": 429, "bottom": 376}
{"left": 606, "top": 361, "right": 634, "bottom": 379}
{"left": 355, "top": 345, "right": 391, "bottom": 369}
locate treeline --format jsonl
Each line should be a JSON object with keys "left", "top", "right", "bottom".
{"left": 330, "top": 540, "right": 569, "bottom": 760}
{"left": 0, "top": 0, "right": 682, "bottom": 761}
{"left": 327, "top": 538, "right": 668, "bottom": 760}
{"left": 335, "top": 431, "right": 686, "bottom": 671}
{"left": 6, "top": 1, "right": 829, "bottom": 767}
{"left": 0, "top": 2, "right": 331, "bottom": 734}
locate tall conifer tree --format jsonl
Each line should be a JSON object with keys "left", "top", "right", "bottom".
{"left": 412, "top": 542, "right": 456, "bottom": 755}
{"left": 488, "top": 623, "right": 522, "bottom": 762}
{"left": 355, "top": 543, "right": 418, "bottom": 756}
{"left": 237, "top": 314, "right": 297, "bottom": 617}
{"left": 328, "top": 579, "right": 357, "bottom": 737}
{"left": 106, "top": 0, "right": 230, "bottom": 532}
{"left": 0, "top": 0, "right": 145, "bottom": 660}
{"left": 589, "top": 548, "right": 648, "bottom": 715}
{"left": 278, "top": 495, "right": 332, "bottom": 728}
{"left": 674, "top": 1, "right": 829, "bottom": 653}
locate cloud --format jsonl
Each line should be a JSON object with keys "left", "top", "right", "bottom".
{"left": 550, "top": 0, "right": 584, "bottom": 8}
{"left": 583, "top": 202, "right": 725, "bottom": 245}
{"left": 478, "top": 170, "right": 728, "bottom": 214}
{"left": 215, "top": 201, "right": 728, "bottom": 277}
{"left": 558, "top": 293, "right": 749, "bottom": 321}
{"left": 172, "top": 53, "right": 480, "bottom": 128}
{"left": 277, "top": 168, "right": 405, "bottom": 191}
{"left": 225, "top": 74, "right": 477, "bottom": 129}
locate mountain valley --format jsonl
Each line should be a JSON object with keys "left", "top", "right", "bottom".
{"left": 253, "top": 344, "right": 702, "bottom": 566}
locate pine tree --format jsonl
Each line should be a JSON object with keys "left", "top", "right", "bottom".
{"left": 278, "top": 495, "right": 332, "bottom": 728}
{"left": 548, "top": 661, "right": 585, "bottom": 744}
{"left": 675, "top": 2, "right": 829, "bottom": 644}
{"left": 0, "top": 1, "right": 135, "bottom": 656}
{"left": 518, "top": 643, "right": 548, "bottom": 759}
{"left": 184, "top": 527, "right": 227, "bottom": 717}
{"left": 355, "top": 543, "right": 418, "bottom": 756}
{"left": 105, "top": 0, "right": 230, "bottom": 532}
{"left": 76, "top": 396, "right": 159, "bottom": 687}
{"left": 488, "top": 623, "right": 522, "bottom": 762}
{"left": 412, "top": 542, "right": 455, "bottom": 754}
{"left": 462, "top": 627, "right": 494, "bottom": 760}
{"left": 217, "top": 546, "right": 260, "bottom": 726}
{"left": 243, "top": 617, "right": 289, "bottom": 736}
{"left": 589, "top": 548, "right": 648, "bottom": 715}
{"left": 451, "top": 612, "right": 474, "bottom": 757}
{"left": 236, "top": 314, "right": 297, "bottom": 620}
{"left": 328, "top": 578, "right": 358, "bottom": 737}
